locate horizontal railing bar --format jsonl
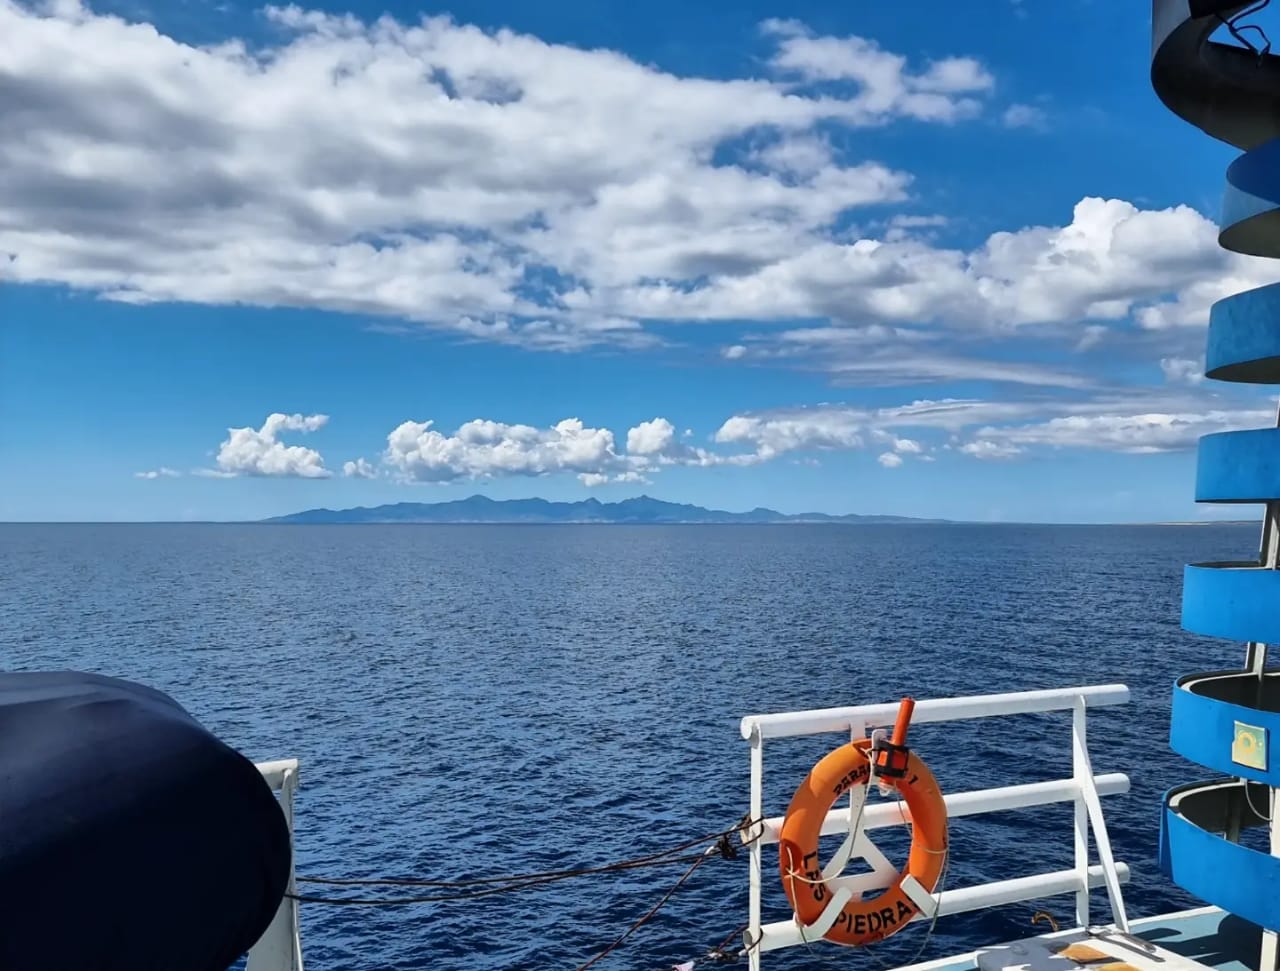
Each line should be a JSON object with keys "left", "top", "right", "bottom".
{"left": 754, "top": 774, "right": 1129, "bottom": 846}
{"left": 757, "top": 862, "right": 1131, "bottom": 953}
{"left": 256, "top": 759, "right": 299, "bottom": 791}
{"left": 741, "top": 685, "right": 1129, "bottom": 740}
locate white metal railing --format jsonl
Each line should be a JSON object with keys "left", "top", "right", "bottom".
{"left": 739, "top": 685, "right": 1131, "bottom": 969}
{"left": 246, "top": 758, "right": 304, "bottom": 971}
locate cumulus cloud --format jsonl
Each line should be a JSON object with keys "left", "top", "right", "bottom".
{"left": 752, "top": 135, "right": 835, "bottom": 177}
{"left": 762, "top": 19, "right": 993, "bottom": 119}
{"left": 0, "top": 0, "right": 995, "bottom": 349}
{"left": 2, "top": 0, "right": 1265, "bottom": 398}
{"left": 1160, "top": 357, "right": 1204, "bottom": 385}
{"left": 213, "top": 413, "right": 331, "bottom": 478}
{"left": 139, "top": 393, "right": 1280, "bottom": 492}
{"left": 134, "top": 467, "right": 180, "bottom": 479}
{"left": 383, "top": 417, "right": 635, "bottom": 482}
{"left": 573, "top": 196, "right": 1280, "bottom": 391}
{"left": 623, "top": 416, "right": 730, "bottom": 466}
{"left": 353, "top": 397, "right": 1270, "bottom": 484}
{"left": 958, "top": 440, "right": 1022, "bottom": 460}
{"left": 606, "top": 198, "right": 1247, "bottom": 330}
{"left": 343, "top": 457, "right": 379, "bottom": 479}
{"left": 626, "top": 418, "right": 679, "bottom": 456}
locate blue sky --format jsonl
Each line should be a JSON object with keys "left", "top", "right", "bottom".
{"left": 2, "top": 0, "right": 1277, "bottom": 522}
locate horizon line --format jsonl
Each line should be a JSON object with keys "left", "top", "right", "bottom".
{"left": 0, "top": 518, "right": 1259, "bottom": 527}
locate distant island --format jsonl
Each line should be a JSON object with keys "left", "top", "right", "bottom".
{"left": 261, "top": 495, "right": 945, "bottom": 525}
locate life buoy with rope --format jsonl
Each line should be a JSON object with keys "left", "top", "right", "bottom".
{"left": 777, "top": 698, "right": 948, "bottom": 947}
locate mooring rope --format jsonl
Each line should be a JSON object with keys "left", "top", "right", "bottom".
{"left": 286, "top": 816, "right": 763, "bottom": 968}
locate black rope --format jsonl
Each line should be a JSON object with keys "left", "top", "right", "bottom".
{"left": 296, "top": 821, "right": 749, "bottom": 889}
{"left": 288, "top": 816, "right": 761, "bottom": 907}
{"left": 286, "top": 854, "right": 707, "bottom": 906}
{"left": 573, "top": 853, "right": 708, "bottom": 971}
{"left": 1217, "top": 0, "right": 1272, "bottom": 58}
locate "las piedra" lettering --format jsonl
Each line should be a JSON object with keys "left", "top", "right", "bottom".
{"left": 834, "top": 899, "right": 917, "bottom": 937}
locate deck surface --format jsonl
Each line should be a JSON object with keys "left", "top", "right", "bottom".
{"left": 897, "top": 908, "right": 1260, "bottom": 971}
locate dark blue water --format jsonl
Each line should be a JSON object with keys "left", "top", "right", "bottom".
{"left": 0, "top": 523, "right": 1264, "bottom": 970}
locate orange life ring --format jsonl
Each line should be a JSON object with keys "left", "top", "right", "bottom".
{"left": 777, "top": 738, "right": 947, "bottom": 947}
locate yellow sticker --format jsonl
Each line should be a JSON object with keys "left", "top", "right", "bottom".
{"left": 1233, "top": 721, "right": 1268, "bottom": 771}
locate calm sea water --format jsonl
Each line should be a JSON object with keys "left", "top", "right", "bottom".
{"left": 0, "top": 523, "right": 1265, "bottom": 970}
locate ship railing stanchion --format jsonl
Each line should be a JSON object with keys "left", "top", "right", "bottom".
{"left": 248, "top": 759, "right": 304, "bottom": 971}
{"left": 1072, "top": 697, "right": 1128, "bottom": 932}
{"left": 1072, "top": 699, "right": 1090, "bottom": 929}
{"left": 748, "top": 725, "right": 763, "bottom": 971}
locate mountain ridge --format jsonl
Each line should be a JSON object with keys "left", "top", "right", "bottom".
{"left": 261, "top": 494, "right": 945, "bottom": 525}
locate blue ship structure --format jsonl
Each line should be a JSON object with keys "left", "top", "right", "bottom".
{"left": 1154, "top": 1, "right": 1280, "bottom": 967}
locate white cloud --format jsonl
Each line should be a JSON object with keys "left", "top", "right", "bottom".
{"left": 0, "top": 1, "right": 994, "bottom": 348}
{"left": 134, "top": 467, "right": 180, "bottom": 479}
{"left": 958, "top": 440, "right": 1022, "bottom": 460}
{"left": 1160, "top": 358, "right": 1204, "bottom": 385}
{"left": 605, "top": 198, "right": 1245, "bottom": 332}
{"left": 1002, "top": 103, "right": 1046, "bottom": 129}
{"left": 889, "top": 215, "right": 948, "bottom": 229}
{"left": 824, "top": 352, "right": 1092, "bottom": 388}
{"left": 358, "top": 413, "right": 755, "bottom": 484}
{"left": 970, "top": 408, "right": 1273, "bottom": 454}
{"left": 623, "top": 416, "right": 732, "bottom": 467}
{"left": 3, "top": 0, "right": 1266, "bottom": 397}
{"left": 213, "top": 413, "right": 331, "bottom": 478}
{"left": 761, "top": 19, "right": 992, "bottom": 120}
{"left": 343, "top": 457, "right": 379, "bottom": 478}
{"left": 877, "top": 451, "right": 904, "bottom": 468}
{"left": 1076, "top": 325, "right": 1107, "bottom": 351}
{"left": 752, "top": 134, "right": 834, "bottom": 177}
{"left": 712, "top": 392, "right": 1277, "bottom": 464}
{"left": 383, "top": 417, "right": 634, "bottom": 482}
{"left": 191, "top": 468, "right": 238, "bottom": 479}
{"left": 626, "top": 418, "right": 678, "bottom": 456}
{"left": 715, "top": 411, "right": 862, "bottom": 459}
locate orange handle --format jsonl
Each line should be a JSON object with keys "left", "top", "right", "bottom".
{"left": 890, "top": 697, "right": 915, "bottom": 747}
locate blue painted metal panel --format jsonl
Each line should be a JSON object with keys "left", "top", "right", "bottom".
{"left": 1226, "top": 139, "right": 1280, "bottom": 213}
{"left": 1162, "top": 788, "right": 1280, "bottom": 932}
{"left": 1221, "top": 140, "right": 1280, "bottom": 257}
{"left": 1206, "top": 282, "right": 1280, "bottom": 384}
{"left": 1182, "top": 563, "right": 1280, "bottom": 643}
{"left": 1170, "top": 678, "right": 1280, "bottom": 784}
{"left": 1196, "top": 429, "right": 1280, "bottom": 501}
{"left": 1222, "top": 183, "right": 1278, "bottom": 241}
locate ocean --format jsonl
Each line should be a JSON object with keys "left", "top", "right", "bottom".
{"left": 0, "top": 522, "right": 1264, "bottom": 970}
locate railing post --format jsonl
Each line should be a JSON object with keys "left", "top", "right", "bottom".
{"left": 1072, "top": 699, "right": 1090, "bottom": 928}
{"left": 247, "top": 763, "right": 304, "bottom": 971}
{"left": 1072, "top": 697, "right": 1128, "bottom": 932}
{"left": 748, "top": 727, "right": 763, "bottom": 971}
